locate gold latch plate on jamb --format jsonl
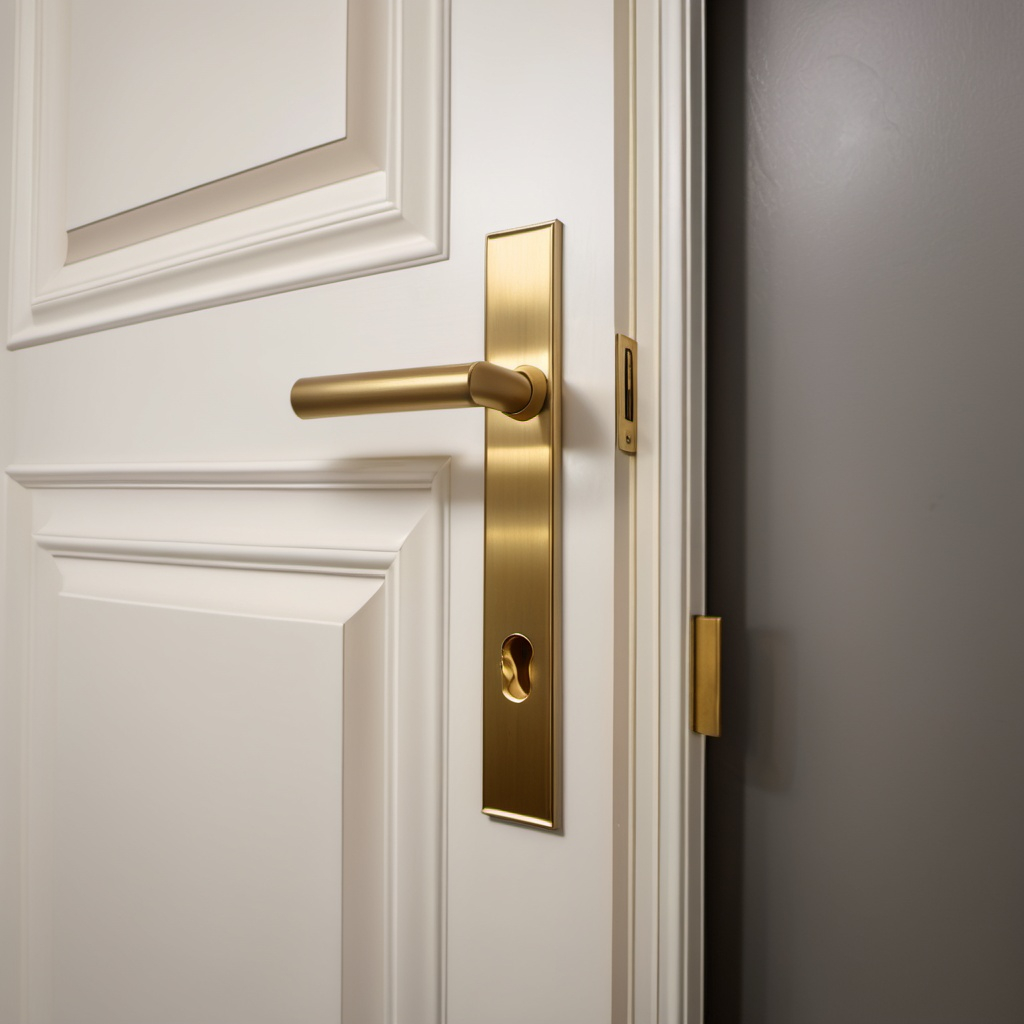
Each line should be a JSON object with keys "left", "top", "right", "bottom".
{"left": 616, "top": 334, "right": 637, "bottom": 453}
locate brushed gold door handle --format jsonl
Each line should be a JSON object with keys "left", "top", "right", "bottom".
{"left": 291, "top": 221, "right": 563, "bottom": 831}
{"left": 291, "top": 360, "right": 548, "bottom": 421}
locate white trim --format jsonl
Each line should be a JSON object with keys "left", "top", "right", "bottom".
{"left": 7, "top": 0, "right": 450, "bottom": 348}
{"left": 34, "top": 535, "right": 397, "bottom": 575}
{"left": 6, "top": 458, "right": 448, "bottom": 490}
{"left": 657, "top": 0, "right": 690, "bottom": 1010}
{"left": 632, "top": 1, "right": 706, "bottom": 1021}
{"left": 682, "top": 5, "right": 708, "bottom": 1022}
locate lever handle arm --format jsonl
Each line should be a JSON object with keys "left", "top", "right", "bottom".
{"left": 290, "top": 360, "right": 547, "bottom": 421}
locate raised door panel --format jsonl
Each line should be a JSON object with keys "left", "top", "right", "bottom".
{"left": 50, "top": 596, "right": 352, "bottom": 1024}
{"left": 66, "top": 0, "right": 350, "bottom": 227}
{"left": 13, "top": 461, "right": 447, "bottom": 1023}
{"left": 9, "top": 0, "right": 447, "bottom": 346}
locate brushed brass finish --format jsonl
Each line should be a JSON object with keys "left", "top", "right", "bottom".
{"left": 508, "top": 363, "right": 548, "bottom": 422}
{"left": 616, "top": 334, "right": 638, "bottom": 453}
{"left": 482, "top": 221, "right": 562, "bottom": 830}
{"left": 692, "top": 616, "right": 722, "bottom": 737}
{"left": 290, "top": 360, "right": 545, "bottom": 420}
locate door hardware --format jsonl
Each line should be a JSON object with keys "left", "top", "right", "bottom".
{"left": 501, "top": 633, "right": 534, "bottom": 703}
{"left": 292, "top": 361, "right": 548, "bottom": 421}
{"left": 291, "top": 221, "right": 563, "bottom": 829}
{"left": 692, "top": 616, "right": 721, "bottom": 736}
{"left": 616, "top": 334, "right": 637, "bottom": 453}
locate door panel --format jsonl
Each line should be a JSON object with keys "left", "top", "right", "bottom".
{"left": 66, "top": 0, "right": 351, "bottom": 226}
{"left": 12, "top": 0, "right": 443, "bottom": 343}
{"left": 16, "top": 464, "right": 446, "bottom": 1023}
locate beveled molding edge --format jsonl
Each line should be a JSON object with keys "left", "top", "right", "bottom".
{"left": 35, "top": 535, "right": 397, "bottom": 576}
{"left": 6, "top": 458, "right": 450, "bottom": 490}
{"left": 7, "top": 0, "right": 450, "bottom": 349}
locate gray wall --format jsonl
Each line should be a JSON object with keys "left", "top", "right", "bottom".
{"left": 705, "top": 2, "right": 1024, "bottom": 1022}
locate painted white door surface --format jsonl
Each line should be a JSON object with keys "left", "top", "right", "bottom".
{"left": 0, "top": 2, "right": 704, "bottom": 1022}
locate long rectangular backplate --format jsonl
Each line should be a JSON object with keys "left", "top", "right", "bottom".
{"left": 482, "top": 221, "right": 562, "bottom": 829}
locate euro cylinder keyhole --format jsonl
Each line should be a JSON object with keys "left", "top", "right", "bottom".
{"left": 500, "top": 633, "right": 533, "bottom": 703}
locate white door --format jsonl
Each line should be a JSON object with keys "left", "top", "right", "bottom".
{"left": 0, "top": 1, "right": 705, "bottom": 1022}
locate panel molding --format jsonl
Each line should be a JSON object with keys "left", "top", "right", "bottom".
{"left": 10, "top": 458, "right": 449, "bottom": 1022}
{"left": 7, "top": 0, "right": 450, "bottom": 348}
{"left": 36, "top": 535, "right": 397, "bottom": 575}
{"left": 7, "top": 457, "right": 447, "bottom": 490}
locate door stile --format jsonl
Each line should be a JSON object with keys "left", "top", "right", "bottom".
{"left": 1, "top": 4, "right": 22, "bottom": 1012}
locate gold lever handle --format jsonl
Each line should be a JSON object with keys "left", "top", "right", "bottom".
{"left": 291, "top": 361, "right": 548, "bottom": 421}
{"left": 293, "top": 221, "right": 563, "bottom": 830}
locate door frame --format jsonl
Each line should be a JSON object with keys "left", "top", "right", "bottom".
{"left": 630, "top": 1, "right": 706, "bottom": 1020}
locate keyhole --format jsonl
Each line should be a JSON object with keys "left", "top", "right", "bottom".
{"left": 501, "top": 633, "right": 533, "bottom": 703}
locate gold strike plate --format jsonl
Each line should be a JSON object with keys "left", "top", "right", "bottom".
{"left": 692, "top": 616, "right": 722, "bottom": 737}
{"left": 616, "top": 334, "right": 637, "bottom": 453}
{"left": 482, "top": 221, "right": 562, "bottom": 830}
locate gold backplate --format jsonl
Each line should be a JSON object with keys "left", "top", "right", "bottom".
{"left": 482, "top": 221, "right": 562, "bottom": 829}
{"left": 692, "top": 616, "right": 722, "bottom": 737}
